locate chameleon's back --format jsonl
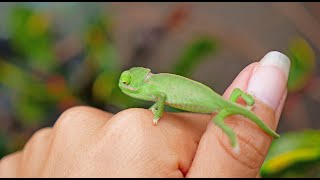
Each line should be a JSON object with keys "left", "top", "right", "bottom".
{"left": 143, "top": 73, "right": 225, "bottom": 113}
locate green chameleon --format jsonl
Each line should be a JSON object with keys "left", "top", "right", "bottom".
{"left": 118, "top": 67, "right": 280, "bottom": 152}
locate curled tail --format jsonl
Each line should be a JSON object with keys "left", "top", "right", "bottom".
{"left": 229, "top": 104, "right": 280, "bottom": 139}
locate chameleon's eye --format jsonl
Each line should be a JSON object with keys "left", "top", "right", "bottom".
{"left": 120, "top": 71, "right": 131, "bottom": 85}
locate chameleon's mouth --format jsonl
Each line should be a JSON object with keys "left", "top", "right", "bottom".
{"left": 119, "top": 82, "right": 137, "bottom": 92}
{"left": 124, "top": 85, "right": 137, "bottom": 91}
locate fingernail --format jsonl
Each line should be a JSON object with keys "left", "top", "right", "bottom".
{"left": 247, "top": 51, "right": 291, "bottom": 110}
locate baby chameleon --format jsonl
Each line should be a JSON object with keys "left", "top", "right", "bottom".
{"left": 118, "top": 67, "right": 280, "bottom": 153}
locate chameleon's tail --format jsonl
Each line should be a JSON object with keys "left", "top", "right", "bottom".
{"left": 229, "top": 104, "right": 280, "bottom": 139}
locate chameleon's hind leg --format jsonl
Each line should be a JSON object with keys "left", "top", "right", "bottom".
{"left": 212, "top": 110, "right": 240, "bottom": 154}
{"left": 229, "top": 88, "right": 254, "bottom": 110}
{"left": 148, "top": 92, "right": 166, "bottom": 125}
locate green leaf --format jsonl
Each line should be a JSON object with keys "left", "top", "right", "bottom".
{"left": 171, "top": 36, "right": 218, "bottom": 77}
{"left": 260, "top": 130, "right": 320, "bottom": 178}
{"left": 287, "top": 37, "right": 316, "bottom": 92}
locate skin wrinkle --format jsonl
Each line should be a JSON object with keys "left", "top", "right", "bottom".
{"left": 165, "top": 113, "right": 211, "bottom": 176}
{"left": 158, "top": 120, "right": 186, "bottom": 174}
{"left": 215, "top": 132, "right": 260, "bottom": 170}
{"left": 166, "top": 113, "right": 209, "bottom": 175}
{"left": 236, "top": 136, "right": 266, "bottom": 168}
{"left": 252, "top": 99, "right": 277, "bottom": 130}
{"left": 224, "top": 119, "right": 267, "bottom": 158}
{"left": 209, "top": 100, "right": 276, "bottom": 170}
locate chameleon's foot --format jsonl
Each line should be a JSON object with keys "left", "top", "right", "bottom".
{"left": 246, "top": 105, "right": 254, "bottom": 111}
{"left": 153, "top": 118, "right": 159, "bottom": 125}
{"left": 149, "top": 94, "right": 165, "bottom": 126}
{"left": 229, "top": 88, "right": 255, "bottom": 106}
{"left": 232, "top": 143, "right": 240, "bottom": 155}
{"left": 213, "top": 110, "right": 242, "bottom": 154}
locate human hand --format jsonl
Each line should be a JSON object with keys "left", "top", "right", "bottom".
{"left": 0, "top": 51, "right": 290, "bottom": 177}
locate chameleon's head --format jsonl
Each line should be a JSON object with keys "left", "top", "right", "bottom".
{"left": 118, "top": 67, "right": 151, "bottom": 95}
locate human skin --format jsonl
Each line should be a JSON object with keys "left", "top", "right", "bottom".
{"left": 0, "top": 51, "right": 290, "bottom": 177}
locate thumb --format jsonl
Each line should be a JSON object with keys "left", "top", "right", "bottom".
{"left": 187, "top": 51, "right": 291, "bottom": 177}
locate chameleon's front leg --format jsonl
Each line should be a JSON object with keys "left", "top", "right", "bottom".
{"left": 230, "top": 88, "right": 254, "bottom": 109}
{"left": 212, "top": 110, "right": 240, "bottom": 153}
{"left": 148, "top": 92, "right": 166, "bottom": 125}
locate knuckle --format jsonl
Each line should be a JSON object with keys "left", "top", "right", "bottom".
{"left": 53, "top": 106, "right": 93, "bottom": 130}
{"left": 24, "top": 127, "right": 52, "bottom": 152}
{"left": 30, "top": 127, "right": 52, "bottom": 141}
{"left": 111, "top": 108, "right": 152, "bottom": 127}
{"left": 0, "top": 152, "right": 21, "bottom": 177}
{"left": 52, "top": 106, "right": 98, "bottom": 145}
{"left": 21, "top": 128, "right": 52, "bottom": 164}
{"left": 101, "top": 108, "right": 153, "bottom": 144}
{"left": 52, "top": 106, "right": 113, "bottom": 148}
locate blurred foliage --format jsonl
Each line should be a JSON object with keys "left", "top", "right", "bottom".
{"left": 9, "top": 5, "right": 57, "bottom": 73}
{"left": 0, "top": 133, "right": 9, "bottom": 158}
{"left": 261, "top": 130, "right": 320, "bottom": 178}
{"left": 0, "top": 60, "right": 55, "bottom": 127}
{"left": 83, "top": 14, "right": 120, "bottom": 103}
{"left": 287, "top": 37, "right": 316, "bottom": 93}
{"left": 171, "top": 36, "right": 218, "bottom": 77}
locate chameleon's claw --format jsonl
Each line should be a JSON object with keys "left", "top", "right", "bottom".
{"left": 153, "top": 118, "right": 159, "bottom": 125}
{"left": 246, "top": 105, "right": 254, "bottom": 111}
{"left": 232, "top": 143, "right": 240, "bottom": 155}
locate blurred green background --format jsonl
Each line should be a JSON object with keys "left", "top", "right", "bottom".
{"left": 0, "top": 2, "right": 320, "bottom": 177}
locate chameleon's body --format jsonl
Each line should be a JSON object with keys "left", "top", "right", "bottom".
{"left": 118, "top": 67, "right": 280, "bottom": 152}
